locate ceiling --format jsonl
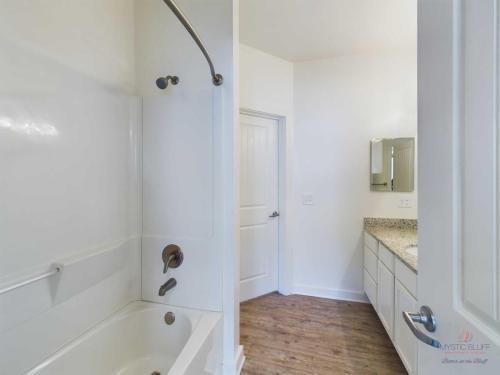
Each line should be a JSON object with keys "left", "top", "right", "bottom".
{"left": 239, "top": 0, "right": 417, "bottom": 62}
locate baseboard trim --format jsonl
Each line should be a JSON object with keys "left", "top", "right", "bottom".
{"left": 235, "top": 345, "right": 245, "bottom": 374}
{"left": 293, "top": 284, "right": 369, "bottom": 303}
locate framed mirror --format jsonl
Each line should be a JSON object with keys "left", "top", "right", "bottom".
{"left": 370, "top": 137, "right": 415, "bottom": 192}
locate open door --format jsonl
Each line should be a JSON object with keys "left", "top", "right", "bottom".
{"left": 418, "top": 0, "right": 500, "bottom": 373}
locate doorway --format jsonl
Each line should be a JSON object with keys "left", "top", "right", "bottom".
{"left": 239, "top": 111, "right": 280, "bottom": 302}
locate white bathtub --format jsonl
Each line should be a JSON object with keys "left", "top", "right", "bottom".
{"left": 25, "top": 301, "right": 222, "bottom": 375}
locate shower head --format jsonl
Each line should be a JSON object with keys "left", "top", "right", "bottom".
{"left": 156, "top": 75, "right": 179, "bottom": 90}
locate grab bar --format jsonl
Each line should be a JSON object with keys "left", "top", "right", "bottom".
{"left": 162, "top": 0, "right": 224, "bottom": 86}
{"left": 0, "top": 263, "right": 63, "bottom": 295}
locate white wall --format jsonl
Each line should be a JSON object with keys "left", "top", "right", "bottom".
{"left": 239, "top": 44, "right": 417, "bottom": 302}
{"left": 0, "top": 1, "right": 140, "bottom": 374}
{"left": 135, "top": 0, "right": 239, "bottom": 372}
{"left": 239, "top": 44, "right": 294, "bottom": 117}
{"left": 292, "top": 49, "right": 417, "bottom": 301}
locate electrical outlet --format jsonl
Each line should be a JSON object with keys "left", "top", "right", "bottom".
{"left": 398, "top": 198, "right": 412, "bottom": 208}
{"left": 302, "top": 193, "right": 314, "bottom": 205}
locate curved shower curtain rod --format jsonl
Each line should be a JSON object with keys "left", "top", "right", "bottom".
{"left": 162, "top": 0, "right": 224, "bottom": 86}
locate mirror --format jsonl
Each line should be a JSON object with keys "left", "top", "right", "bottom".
{"left": 370, "top": 137, "right": 415, "bottom": 192}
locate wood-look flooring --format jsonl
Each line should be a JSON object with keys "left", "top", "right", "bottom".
{"left": 240, "top": 293, "right": 407, "bottom": 375}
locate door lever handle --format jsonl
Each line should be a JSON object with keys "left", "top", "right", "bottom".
{"left": 403, "top": 306, "right": 441, "bottom": 348}
{"left": 269, "top": 211, "right": 280, "bottom": 218}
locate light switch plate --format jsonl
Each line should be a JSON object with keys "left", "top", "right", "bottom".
{"left": 302, "top": 193, "right": 314, "bottom": 205}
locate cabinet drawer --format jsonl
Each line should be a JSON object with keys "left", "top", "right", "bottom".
{"left": 395, "top": 258, "right": 417, "bottom": 297}
{"left": 364, "top": 269, "right": 377, "bottom": 308}
{"left": 364, "top": 232, "right": 378, "bottom": 254}
{"left": 378, "top": 243, "right": 395, "bottom": 272}
{"left": 364, "top": 246, "right": 378, "bottom": 281}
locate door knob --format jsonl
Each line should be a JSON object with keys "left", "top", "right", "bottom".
{"left": 269, "top": 211, "right": 280, "bottom": 218}
{"left": 403, "top": 305, "right": 441, "bottom": 348}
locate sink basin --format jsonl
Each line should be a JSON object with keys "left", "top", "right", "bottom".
{"left": 405, "top": 246, "right": 418, "bottom": 257}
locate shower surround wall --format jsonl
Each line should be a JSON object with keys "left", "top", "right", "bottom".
{"left": 137, "top": 0, "right": 224, "bottom": 310}
{"left": 0, "top": 1, "right": 140, "bottom": 374}
{"left": 0, "top": 1, "right": 238, "bottom": 374}
{"left": 135, "top": 0, "right": 240, "bottom": 372}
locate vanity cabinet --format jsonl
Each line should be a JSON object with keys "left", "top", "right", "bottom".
{"left": 395, "top": 279, "right": 418, "bottom": 374}
{"left": 363, "top": 232, "right": 418, "bottom": 375}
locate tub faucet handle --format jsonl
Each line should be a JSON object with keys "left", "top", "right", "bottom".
{"left": 162, "top": 244, "right": 184, "bottom": 274}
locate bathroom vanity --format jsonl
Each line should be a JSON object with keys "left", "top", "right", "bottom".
{"left": 363, "top": 218, "right": 418, "bottom": 375}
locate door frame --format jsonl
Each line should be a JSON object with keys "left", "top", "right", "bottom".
{"left": 239, "top": 108, "right": 292, "bottom": 296}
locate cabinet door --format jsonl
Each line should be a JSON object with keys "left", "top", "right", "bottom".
{"left": 377, "top": 260, "right": 395, "bottom": 339}
{"left": 364, "top": 246, "right": 378, "bottom": 281}
{"left": 394, "top": 280, "right": 418, "bottom": 375}
{"left": 364, "top": 269, "right": 377, "bottom": 309}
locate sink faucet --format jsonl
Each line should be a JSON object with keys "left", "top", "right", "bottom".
{"left": 159, "top": 277, "right": 177, "bottom": 296}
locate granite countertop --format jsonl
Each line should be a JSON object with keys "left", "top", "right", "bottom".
{"left": 364, "top": 218, "right": 418, "bottom": 273}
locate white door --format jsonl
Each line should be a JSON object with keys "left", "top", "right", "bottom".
{"left": 239, "top": 113, "right": 279, "bottom": 302}
{"left": 418, "top": 1, "right": 500, "bottom": 373}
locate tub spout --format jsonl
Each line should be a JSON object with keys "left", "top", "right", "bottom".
{"left": 159, "top": 277, "right": 177, "bottom": 296}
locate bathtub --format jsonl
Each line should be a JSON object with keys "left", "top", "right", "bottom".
{"left": 25, "top": 301, "right": 222, "bottom": 375}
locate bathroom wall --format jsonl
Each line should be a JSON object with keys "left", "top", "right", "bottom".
{"left": 0, "top": 1, "right": 239, "bottom": 373}
{"left": 239, "top": 43, "right": 416, "bottom": 302}
{"left": 238, "top": 43, "right": 295, "bottom": 293}
{"left": 135, "top": 0, "right": 239, "bottom": 372}
{"left": 0, "top": 1, "right": 141, "bottom": 374}
{"left": 239, "top": 44, "right": 294, "bottom": 117}
{"left": 292, "top": 49, "right": 417, "bottom": 301}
